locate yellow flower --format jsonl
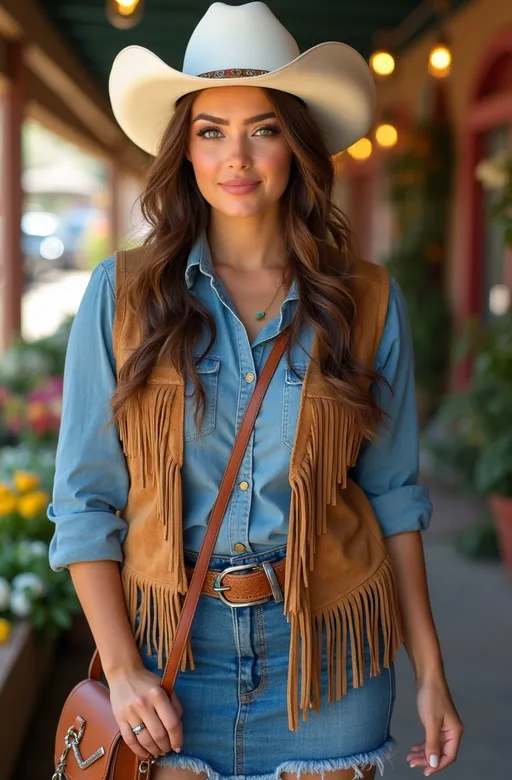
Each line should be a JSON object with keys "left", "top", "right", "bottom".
{"left": 0, "top": 483, "right": 11, "bottom": 497}
{"left": 13, "top": 470, "right": 41, "bottom": 494}
{"left": 17, "top": 490, "right": 50, "bottom": 520}
{"left": 0, "top": 492, "right": 17, "bottom": 517}
{"left": 0, "top": 618, "right": 11, "bottom": 645}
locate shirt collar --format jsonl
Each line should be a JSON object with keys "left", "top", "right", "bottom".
{"left": 184, "top": 233, "right": 213, "bottom": 289}
{"left": 184, "top": 232, "right": 299, "bottom": 303}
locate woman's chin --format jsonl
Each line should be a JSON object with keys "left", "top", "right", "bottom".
{"left": 211, "top": 199, "right": 277, "bottom": 220}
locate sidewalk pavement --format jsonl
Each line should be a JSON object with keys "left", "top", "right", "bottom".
{"left": 11, "top": 480, "right": 511, "bottom": 780}
{"left": 391, "top": 480, "right": 512, "bottom": 780}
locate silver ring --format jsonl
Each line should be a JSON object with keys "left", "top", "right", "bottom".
{"left": 131, "top": 722, "right": 146, "bottom": 735}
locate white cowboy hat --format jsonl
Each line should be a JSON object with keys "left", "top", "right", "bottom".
{"left": 109, "top": 1, "right": 376, "bottom": 157}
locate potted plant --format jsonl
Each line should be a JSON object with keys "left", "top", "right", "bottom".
{"left": 426, "top": 311, "right": 512, "bottom": 575}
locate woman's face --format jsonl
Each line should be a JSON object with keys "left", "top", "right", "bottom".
{"left": 187, "top": 86, "right": 293, "bottom": 219}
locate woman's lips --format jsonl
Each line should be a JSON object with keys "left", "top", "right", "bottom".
{"left": 219, "top": 179, "right": 260, "bottom": 195}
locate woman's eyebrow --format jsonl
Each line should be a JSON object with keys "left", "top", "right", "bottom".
{"left": 192, "top": 111, "right": 277, "bottom": 125}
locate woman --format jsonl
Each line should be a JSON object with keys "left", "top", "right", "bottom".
{"left": 48, "top": 3, "right": 463, "bottom": 779}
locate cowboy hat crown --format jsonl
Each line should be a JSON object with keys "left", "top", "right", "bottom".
{"left": 183, "top": 2, "right": 300, "bottom": 76}
{"left": 109, "top": 2, "right": 376, "bottom": 157}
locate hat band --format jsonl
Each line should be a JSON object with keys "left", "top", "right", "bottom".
{"left": 197, "top": 68, "right": 269, "bottom": 79}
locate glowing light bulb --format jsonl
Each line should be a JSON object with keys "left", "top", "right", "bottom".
{"left": 347, "top": 138, "right": 372, "bottom": 161}
{"left": 375, "top": 124, "right": 398, "bottom": 148}
{"left": 115, "top": 0, "right": 140, "bottom": 13}
{"left": 428, "top": 43, "right": 452, "bottom": 78}
{"left": 107, "top": 0, "right": 143, "bottom": 28}
{"left": 370, "top": 51, "right": 395, "bottom": 77}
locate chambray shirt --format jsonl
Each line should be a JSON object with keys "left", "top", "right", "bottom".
{"left": 48, "top": 236, "right": 432, "bottom": 571}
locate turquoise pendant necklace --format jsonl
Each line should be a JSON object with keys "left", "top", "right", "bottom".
{"left": 256, "top": 279, "right": 285, "bottom": 321}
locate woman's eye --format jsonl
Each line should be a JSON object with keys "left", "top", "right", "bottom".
{"left": 196, "top": 125, "right": 279, "bottom": 139}
{"left": 254, "top": 126, "right": 279, "bottom": 137}
{"left": 197, "top": 127, "right": 223, "bottom": 139}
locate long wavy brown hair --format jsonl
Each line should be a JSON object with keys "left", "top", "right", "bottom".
{"left": 111, "top": 87, "right": 385, "bottom": 439}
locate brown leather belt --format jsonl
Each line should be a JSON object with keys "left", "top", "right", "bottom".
{"left": 185, "top": 559, "right": 286, "bottom": 607}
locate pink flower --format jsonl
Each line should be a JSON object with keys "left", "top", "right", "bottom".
{"left": 25, "top": 377, "right": 63, "bottom": 435}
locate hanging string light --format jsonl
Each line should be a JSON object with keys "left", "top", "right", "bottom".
{"left": 347, "top": 138, "right": 373, "bottom": 161}
{"left": 428, "top": 0, "right": 452, "bottom": 78}
{"left": 106, "top": 0, "right": 144, "bottom": 30}
{"left": 375, "top": 124, "right": 398, "bottom": 148}
{"left": 370, "top": 50, "right": 396, "bottom": 77}
{"left": 428, "top": 34, "right": 452, "bottom": 78}
{"left": 370, "top": 1, "right": 454, "bottom": 80}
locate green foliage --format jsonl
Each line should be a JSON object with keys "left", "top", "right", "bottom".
{"left": 382, "top": 118, "right": 454, "bottom": 416}
{"left": 385, "top": 235, "right": 451, "bottom": 410}
{"left": 0, "top": 318, "right": 72, "bottom": 395}
{"left": 0, "top": 542, "right": 81, "bottom": 641}
{"left": 425, "top": 311, "right": 512, "bottom": 497}
{"left": 455, "top": 520, "right": 500, "bottom": 560}
{"left": 475, "top": 152, "right": 512, "bottom": 249}
{"left": 0, "top": 467, "right": 81, "bottom": 640}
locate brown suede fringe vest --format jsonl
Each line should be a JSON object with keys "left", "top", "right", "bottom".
{"left": 113, "top": 247, "right": 404, "bottom": 731}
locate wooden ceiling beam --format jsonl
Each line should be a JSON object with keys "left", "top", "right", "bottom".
{"left": 0, "top": 0, "right": 149, "bottom": 177}
{"left": 26, "top": 71, "right": 117, "bottom": 160}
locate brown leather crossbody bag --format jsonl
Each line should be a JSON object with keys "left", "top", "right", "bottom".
{"left": 52, "top": 331, "right": 289, "bottom": 780}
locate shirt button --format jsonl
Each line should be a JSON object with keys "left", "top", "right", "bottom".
{"left": 239, "top": 481, "right": 249, "bottom": 491}
{"left": 234, "top": 543, "right": 246, "bottom": 553}
{"left": 245, "top": 372, "right": 255, "bottom": 384}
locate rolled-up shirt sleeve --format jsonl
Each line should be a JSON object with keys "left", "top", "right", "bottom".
{"left": 48, "top": 257, "right": 129, "bottom": 571}
{"left": 351, "top": 277, "right": 432, "bottom": 537}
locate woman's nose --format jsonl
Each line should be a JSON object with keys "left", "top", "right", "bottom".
{"left": 226, "top": 135, "right": 252, "bottom": 169}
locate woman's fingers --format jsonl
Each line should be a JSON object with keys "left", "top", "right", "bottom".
{"left": 109, "top": 667, "right": 184, "bottom": 759}
{"left": 154, "top": 689, "right": 184, "bottom": 752}
{"left": 171, "top": 690, "right": 184, "bottom": 720}
{"left": 407, "top": 724, "right": 464, "bottom": 775}
{"left": 424, "top": 718, "right": 442, "bottom": 772}
{"left": 119, "top": 719, "right": 153, "bottom": 760}
{"left": 125, "top": 688, "right": 183, "bottom": 759}
{"left": 130, "top": 701, "right": 172, "bottom": 757}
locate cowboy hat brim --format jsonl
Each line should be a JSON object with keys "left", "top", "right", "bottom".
{"left": 109, "top": 42, "right": 376, "bottom": 157}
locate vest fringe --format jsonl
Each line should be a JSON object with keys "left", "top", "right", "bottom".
{"left": 122, "top": 565, "right": 194, "bottom": 673}
{"left": 118, "top": 385, "right": 187, "bottom": 589}
{"left": 285, "top": 397, "right": 399, "bottom": 731}
{"left": 286, "top": 556, "right": 403, "bottom": 731}
{"left": 286, "top": 398, "right": 363, "bottom": 612}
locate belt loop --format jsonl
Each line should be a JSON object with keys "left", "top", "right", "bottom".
{"left": 262, "top": 561, "right": 284, "bottom": 604}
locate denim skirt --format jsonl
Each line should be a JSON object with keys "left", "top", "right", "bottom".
{"left": 139, "top": 546, "right": 397, "bottom": 780}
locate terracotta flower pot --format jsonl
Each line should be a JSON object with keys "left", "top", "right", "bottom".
{"left": 488, "top": 493, "right": 512, "bottom": 578}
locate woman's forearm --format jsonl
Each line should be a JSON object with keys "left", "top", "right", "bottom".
{"left": 385, "top": 530, "right": 445, "bottom": 685}
{"left": 69, "top": 560, "right": 143, "bottom": 681}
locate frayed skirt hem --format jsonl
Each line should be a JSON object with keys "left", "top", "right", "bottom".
{"left": 154, "top": 736, "right": 397, "bottom": 780}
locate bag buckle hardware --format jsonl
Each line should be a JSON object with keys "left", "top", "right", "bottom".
{"left": 212, "top": 561, "right": 284, "bottom": 607}
{"left": 139, "top": 759, "right": 156, "bottom": 774}
{"left": 52, "top": 717, "right": 105, "bottom": 780}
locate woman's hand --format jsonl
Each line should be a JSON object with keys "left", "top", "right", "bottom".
{"left": 407, "top": 679, "right": 463, "bottom": 775}
{"left": 108, "top": 664, "right": 184, "bottom": 760}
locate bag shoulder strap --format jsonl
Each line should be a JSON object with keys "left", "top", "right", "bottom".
{"left": 89, "top": 329, "right": 290, "bottom": 691}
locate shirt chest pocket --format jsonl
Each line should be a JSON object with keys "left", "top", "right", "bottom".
{"left": 282, "top": 364, "right": 307, "bottom": 451}
{"left": 184, "top": 355, "right": 221, "bottom": 442}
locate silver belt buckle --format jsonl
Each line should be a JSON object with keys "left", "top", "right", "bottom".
{"left": 212, "top": 561, "right": 284, "bottom": 608}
